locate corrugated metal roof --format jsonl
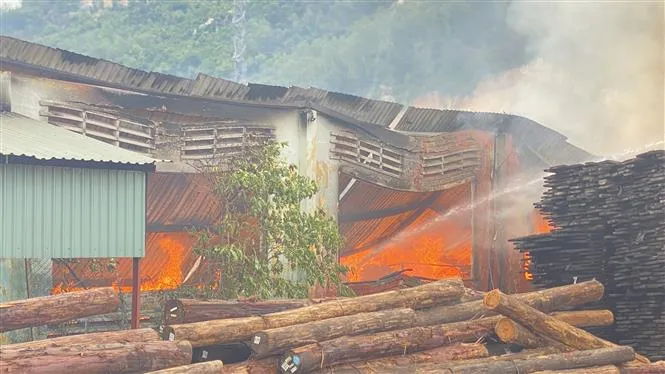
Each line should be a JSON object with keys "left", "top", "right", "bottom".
{"left": 0, "top": 36, "right": 403, "bottom": 128}
{"left": 0, "top": 112, "right": 155, "bottom": 166}
{"left": 147, "top": 172, "right": 222, "bottom": 229}
{"left": 340, "top": 177, "right": 423, "bottom": 216}
{"left": 0, "top": 35, "right": 591, "bottom": 164}
{"left": 397, "top": 107, "right": 593, "bottom": 165}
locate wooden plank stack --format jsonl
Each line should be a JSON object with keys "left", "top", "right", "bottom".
{"left": 3, "top": 278, "right": 664, "bottom": 373}
{"left": 511, "top": 150, "right": 665, "bottom": 360}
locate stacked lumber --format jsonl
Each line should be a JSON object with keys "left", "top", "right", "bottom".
{"left": 512, "top": 150, "right": 665, "bottom": 360}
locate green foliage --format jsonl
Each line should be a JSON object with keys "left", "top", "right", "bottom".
{"left": 1, "top": 0, "right": 529, "bottom": 102}
{"left": 257, "top": 2, "right": 529, "bottom": 100}
{"left": 193, "top": 140, "right": 351, "bottom": 299}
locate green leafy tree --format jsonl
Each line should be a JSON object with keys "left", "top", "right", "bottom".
{"left": 193, "top": 140, "right": 351, "bottom": 299}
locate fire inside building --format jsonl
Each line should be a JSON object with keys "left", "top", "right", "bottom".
{"left": 0, "top": 35, "right": 592, "bottom": 298}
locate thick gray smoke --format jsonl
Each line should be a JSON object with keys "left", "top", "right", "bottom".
{"left": 436, "top": 2, "right": 664, "bottom": 157}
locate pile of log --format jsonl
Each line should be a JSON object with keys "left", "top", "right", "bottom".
{"left": 512, "top": 150, "right": 665, "bottom": 360}
{"left": 0, "top": 287, "right": 120, "bottom": 333}
{"left": 3, "top": 278, "right": 664, "bottom": 373}
{"left": 153, "top": 277, "right": 665, "bottom": 373}
{"left": 47, "top": 291, "right": 166, "bottom": 337}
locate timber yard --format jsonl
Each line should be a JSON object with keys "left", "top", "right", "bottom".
{"left": 1, "top": 11, "right": 665, "bottom": 374}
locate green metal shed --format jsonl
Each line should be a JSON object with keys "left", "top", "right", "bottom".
{"left": 0, "top": 111, "right": 156, "bottom": 328}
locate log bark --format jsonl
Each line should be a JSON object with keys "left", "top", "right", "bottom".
{"left": 495, "top": 318, "right": 566, "bottom": 350}
{"left": 0, "top": 287, "right": 120, "bottom": 332}
{"left": 280, "top": 317, "right": 501, "bottom": 373}
{"left": 620, "top": 362, "right": 665, "bottom": 374}
{"left": 0, "top": 340, "right": 192, "bottom": 374}
{"left": 531, "top": 365, "right": 623, "bottom": 374}
{"left": 495, "top": 310, "right": 614, "bottom": 349}
{"left": 279, "top": 308, "right": 612, "bottom": 374}
{"left": 549, "top": 310, "right": 614, "bottom": 327}
{"left": 164, "top": 278, "right": 464, "bottom": 347}
{"left": 415, "top": 346, "right": 635, "bottom": 374}
{"left": 164, "top": 298, "right": 317, "bottom": 324}
{"left": 2, "top": 328, "right": 160, "bottom": 350}
{"left": 311, "top": 347, "right": 561, "bottom": 374}
{"left": 251, "top": 308, "right": 416, "bottom": 358}
{"left": 221, "top": 358, "right": 278, "bottom": 374}
{"left": 309, "top": 343, "right": 489, "bottom": 374}
{"left": 145, "top": 361, "right": 225, "bottom": 374}
{"left": 531, "top": 363, "right": 665, "bottom": 374}
{"left": 416, "top": 279, "right": 604, "bottom": 326}
{"left": 484, "top": 289, "right": 649, "bottom": 363}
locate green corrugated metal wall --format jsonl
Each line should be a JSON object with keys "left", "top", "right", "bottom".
{"left": 0, "top": 163, "right": 145, "bottom": 258}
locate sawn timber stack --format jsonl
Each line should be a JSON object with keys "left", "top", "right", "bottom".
{"left": 511, "top": 150, "right": 665, "bottom": 360}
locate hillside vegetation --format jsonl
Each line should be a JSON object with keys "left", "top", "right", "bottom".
{"left": 1, "top": 0, "right": 529, "bottom": 102}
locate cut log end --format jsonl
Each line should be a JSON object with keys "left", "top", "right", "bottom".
{"left": 495, "top": 318, "right": 517, "bottom": 342}
{"left": 164, "top": 299, "right": 186, "bottom": 325}
{"left": 176, "top": 340, "right": 193, "bottom": 358}
{"left": 483, "top": 289, "right": 502, "bottom": 309}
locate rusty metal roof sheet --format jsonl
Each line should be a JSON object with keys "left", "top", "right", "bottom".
{"left": 397, "top": 107, "right": 592, "bottom": 165}
{"left": 340, "top": 178, "right": 423, "bottom": 217}
{"left": 52, "top": 232, "right": 201, "bottom": 289}
{"left": 0, "top": 112, "right": 155, "bottom": 166}
{"left": 147, "top": 172, "right": 221, "bottom": 229}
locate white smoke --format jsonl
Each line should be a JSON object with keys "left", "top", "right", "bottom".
{"left": 436, "top": 2, "right": 665, "bottom": 157}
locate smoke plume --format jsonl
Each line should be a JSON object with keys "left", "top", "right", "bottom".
{"left": 417, "top": 2, "right": 664, "bottom": 157}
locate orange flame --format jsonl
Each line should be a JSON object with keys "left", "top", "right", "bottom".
{"left": 139, "top": 236, "right": 184, "bottom": 291}
{"left": 342, "top": 198, "right": 472, "bottom": 283}
{"left": 522, "top": 209, "right": 553, "bottom": 281}
{"left": 51, "top": 232, "right": 193, "bottom": 294}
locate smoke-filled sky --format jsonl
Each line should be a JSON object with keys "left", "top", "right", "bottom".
{"left": 425, "top": 2, "right": 664, "bottom": 157}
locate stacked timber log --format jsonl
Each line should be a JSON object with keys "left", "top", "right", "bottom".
{"left": 48, "top": 291, "right": 166, "bottom": 337}
{"left": 511, "top": 150, "right": 665, "bottom": 360}
{"left": 155, "top": 277, "right": 663, "bottom": 373}
{"left": 163, "top": 298, "right": 331, "bottom": 325}
{"left": 0, "top": 287, "right": 120, "bottom": 333}
{"left": 3, "top": 278, "right": 664, "bottom": 373}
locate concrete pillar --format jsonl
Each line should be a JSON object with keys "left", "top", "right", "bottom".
{"left": 302, "top": 110, "right": 339, "bottom": 219}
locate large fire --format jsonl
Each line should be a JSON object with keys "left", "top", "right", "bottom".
{"left": 51, "top": 232, "right": 194, "bottom": 294}
{"left": 342, "top": 184, "right": 473, "bottom": 284}
{"left": 138, "top": 236, "right": 184, "bottom": 291}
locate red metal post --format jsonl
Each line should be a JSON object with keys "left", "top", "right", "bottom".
{"left": 131, "top": 257, "right": 140, "bottom": 329}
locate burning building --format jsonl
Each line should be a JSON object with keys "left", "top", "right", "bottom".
{"left": 0, "top": 36, "right": 591, "bottom": 294}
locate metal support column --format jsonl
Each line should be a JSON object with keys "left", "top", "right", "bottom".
{"left": 131, "top": 257, "right": 140, "bottom": 329}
